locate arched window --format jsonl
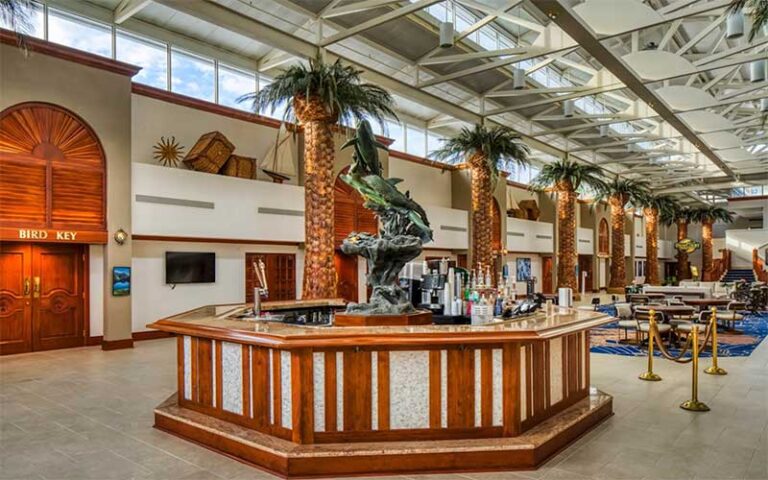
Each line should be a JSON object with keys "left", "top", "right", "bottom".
{"left": 598, "top": 218, "right": 609, "bottom": 255}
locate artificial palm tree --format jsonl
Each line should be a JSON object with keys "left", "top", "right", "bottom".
{"left": 688, "top": 205, "right": 734, "bottom": 281}
{"left": 432, "top": 124, "right": 530, "bottom": 273}
{"left": 637, "top": 194, "right": 679, "bottom": 286}
{"left": 670, "top": 206, "right": 695, "bottom": 281}
{"left": 530, "top": 157, "right": 605, "bottom": 295}
{"left": 240, "top": 58, "right": 396, "bottom": 299}
{"left": 730, "top": 0, "right": 768, "bottom": 41}
{"left": 595, "top": 178, "right": 649, "bottom": 292}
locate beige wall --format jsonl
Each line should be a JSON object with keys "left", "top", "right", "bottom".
{"left": 389, "top": 158, "right": 452, "bottom": 208}
{"left": 131, "top": 95, "right": 299, "bottom": 185}
{"left": 1, "top": 43, "right": 133, "bottom": 342}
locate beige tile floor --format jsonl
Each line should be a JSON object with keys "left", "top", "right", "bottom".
{"left": 1, "top": 300, "right": 766, "bottom": 479}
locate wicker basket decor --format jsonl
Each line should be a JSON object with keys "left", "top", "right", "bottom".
{"left": 183, "top": 131, "right": 235, "bottom": 173}
{"left": 222, "top": 155, "right": 256, "bottom": 179}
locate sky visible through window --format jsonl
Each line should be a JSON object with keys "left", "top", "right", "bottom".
{"left": 171, "top": 49, "right": 215, "bottom": 102}
{"left": 116, "top": 31, "right": 168, "bottom": 90}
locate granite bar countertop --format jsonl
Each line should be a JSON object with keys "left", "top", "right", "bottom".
{"left": 148, "top": 301, "right": 613, "bottom": 348}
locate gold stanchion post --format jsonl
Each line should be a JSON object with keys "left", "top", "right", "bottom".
{"left": 680, "top": 321, "right": 710, "bottom": 412}
{"left": 704, "top": 306, "right": 727, "bottom": 376}
{"left": 639, "top": 309, "right": 662, "bottom": 381}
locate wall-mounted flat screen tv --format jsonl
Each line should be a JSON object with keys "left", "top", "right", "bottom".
{"left": 165, "top": 252, "right": 216, "bottom": 284}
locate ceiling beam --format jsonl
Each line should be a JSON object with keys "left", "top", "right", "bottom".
{"left": 527, "top": 0, "right": 735, "bottom": 178}
{"left": 319, "top": 0, "right": 443, "bottom": 47}
{"left": 113, "top": 0, "right": 152, "bottom": 24}
{"left": 152, "top": 0, "right": 568, "bottom": 159}
{"left": 322, "top": 0, "right": 402, "bottom": 19}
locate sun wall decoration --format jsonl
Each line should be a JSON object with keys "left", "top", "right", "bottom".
{"left": 153, "top": 136, "right": 185, "bottom": 167}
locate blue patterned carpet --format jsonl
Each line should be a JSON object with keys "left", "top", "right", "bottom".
{"left": 590, "top": 305, "right": 768, "bottom": 358}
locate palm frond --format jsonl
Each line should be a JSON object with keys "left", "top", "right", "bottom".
{"left": 638, "top": 193, "right": 680, "bottom": 224}
{"left": 238, "top": 58, "right": 396, "bottom": 128}
{"left": 1, "top": 0, "right": 32, "bottom": 46}
{"left": 593, "top": 177, "right": 650, "bottom": 207}
{"left": 529, "top": 157, "right": 606, "bottom": 194}
{"left": 688, "top": 205, "right": 734, "bottom": 224}
{"left": 430, "top": 123, "right": 530, "bottom": 182}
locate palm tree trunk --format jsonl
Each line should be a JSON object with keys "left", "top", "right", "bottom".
{"left": 608, "top": 195, "right": 626, "bottom": 292}
{"left": 676, "top": 219, "right": 690, "bottom": 281}
{"left": 701, "top": 219, "right": 714, "bottom": 281}
{"left": 555, "top": 181, "right": 577, "bottom": 294}
{"left": 470, "top": 154, "right": 493, "bottom": 274}
{"left": 644, "top": 208, "right": 660, "bottom": 285}
{"left": 296, "top": 97, "right": 337, "bottom": 300}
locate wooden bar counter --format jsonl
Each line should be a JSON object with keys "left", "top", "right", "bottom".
{"left": 148, "top": 302, "right": 614, "bottom": 477}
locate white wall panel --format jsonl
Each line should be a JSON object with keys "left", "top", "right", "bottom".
{"left": 424, "top": 206, "right": 469, "bottom": 250}
{"left": 577, "top": 227, "right": 594, "bottom": 255}
{"left": 506, "top": 217, "right": 554, "bottom": 253}
{"left": 132, "top": 163, "right": 304, "bottom": 241}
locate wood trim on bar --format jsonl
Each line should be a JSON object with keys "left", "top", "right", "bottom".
{"left": 132, "top": 234, "right": 300, "bottom": 246}
{"left": 377, "top": 351, "right": 390, "bottom": 431}
{"left": 0, "top": 29, "right": 141, "bottom": 77}
{"left": 428, "top": 350, "right": 441, "bottom": 428}
{"left": 324, "top": 352, "right": 338, "bottom": 432}
{"left": 290, "top": 349, "right": 314, "bottom": 444}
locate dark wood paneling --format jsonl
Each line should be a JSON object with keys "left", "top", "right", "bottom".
{"left": 481, "top": 349, "right": 493, "bottom": 427}
{"left": 502, "top": 344, "right": 521, "bottom": 436}
{"left": 196, "top": 339, "right": 214, "bottom": 407}
{"left": 446, "top": 348, "right": 474, "bottom": 428}
{"left": 334, "top": 252, "right": 358, "bottom": 303}
{"left": 429, "top": 350, "right": 441, "bottom": 428}
{"left": 245, "top": 253, "right": 296, "bottom": 303}
{"left": 342, "top": 350, "right": 372, "bottom": 431}
{"left": 291, "top": 349, "right": 314, "bottom": 443}
{"left": 0, "top": 243, "right": 32, "bottom": 354}
{"left": 251, "top": 347, "right": 270, "bottom": 427}
{"left": 323, "top": 351, "right": 338, "bottom": 432}
{"left": 377, "top": 351, "right": 390, "bottom": 431}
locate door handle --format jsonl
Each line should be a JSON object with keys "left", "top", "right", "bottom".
{"left": 33, "top": 277, "right": 40, "bottom": 298}
{"left": 23, "top": 278, "right": 31, "bottom": 297}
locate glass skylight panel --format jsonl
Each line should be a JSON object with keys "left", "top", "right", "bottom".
{"left": 406, "top": 124, "right": 427, "bottom": 157}
{"left": 386, "top": 119, "right": 404, "bottom": 152}
{"left": 427, "top": 2, "right": 448, "bottom": 22}
{"left": 427, "top": 132, "right": 444, "bottom": 155}
{"left": 116, "top": 31, "right": 168, "bottom": 90}
{"left": 218, "top": 64, "right": 256, "bottom": 110}
{"left": 49, "top": 9, "right": 112, "bottom": 58}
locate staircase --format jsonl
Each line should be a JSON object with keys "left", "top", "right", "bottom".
{"left": 721, "top": 269, "right": 756, "bottom": 283}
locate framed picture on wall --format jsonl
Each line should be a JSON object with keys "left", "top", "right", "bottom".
{"left": 112, "top": 266, "right": 131, "bottom": 296}
{"left": 516, "top": 258, "right": 531, "bottom": 281}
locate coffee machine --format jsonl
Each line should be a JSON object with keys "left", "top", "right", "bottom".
{"left": 419, "top": 272, "right": 447, "bottom": 314}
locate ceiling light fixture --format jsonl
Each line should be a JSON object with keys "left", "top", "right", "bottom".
{"left": 750, "top": 60, "right": 766, "bottom": 83}
{"left": 439, "top": 21, "right": 454, "bottom": 48}
{"left": 563, "top": 99, "right": 575, "bottom": 118}
{"left": 726, "top": 11, "right": 744, "bottom": 39}
{"left": 513, "top": 68, "right": 526, "bottom": 90}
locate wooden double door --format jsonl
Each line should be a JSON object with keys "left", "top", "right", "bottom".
{"left": 0, "top": 243, "right": 86, "bottom": 355}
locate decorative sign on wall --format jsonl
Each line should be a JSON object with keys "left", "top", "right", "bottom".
{"left": 112, "top": 266, "right": 131, "bottom": 296}
{"left": 0, "top": 228, "right": 108, "bottom": 244}
{"left": 675, "top": 238, "right": 701, "bottom": 254}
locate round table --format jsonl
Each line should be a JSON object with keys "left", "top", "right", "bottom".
{"left": 682, "top": 298, "right": 731, "bottom": 310}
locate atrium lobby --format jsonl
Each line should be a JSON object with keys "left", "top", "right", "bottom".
{"left": 0, "top": 0, "right": 767, "bottom": 479}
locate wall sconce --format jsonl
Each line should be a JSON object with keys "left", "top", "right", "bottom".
{"left": 114, "top": 228, "right": 128, "bottom": 245}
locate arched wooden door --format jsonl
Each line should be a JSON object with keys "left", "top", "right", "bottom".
{"left": 0, "top": 103, "right": 104, "bottom": 354}
{"left": 334, "top": 169, "right": 378, "bottom": 303}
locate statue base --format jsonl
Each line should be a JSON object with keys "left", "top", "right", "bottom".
{"left": 335, "top": 310, "right": 433, "bottom": 327}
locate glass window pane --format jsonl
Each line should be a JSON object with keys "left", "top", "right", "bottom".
{"left": 478, "top": 28, "right": 497, "bottom": 51}
{"left": 116, "top": 31, "right": 167, "bottom": 89}
{"left": 427, "top": 132, "right": 443, "bottom": 156}
{"left": 171, "top": 49, "right": 214, "bottom": 102}
{"left": 218, "top": 64, "right": 255, "bottom": 110}
{"left": 406, "top": 125, "right": 426, "bottom": 157}
{"left": 386, "top": 120, "right": 404, "bottom": 152}
{"left": 0, "top": 1, "right": 43, "bottom": 38}
{"left": 49, "top": 9, "right": 112, "bottom": 58}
